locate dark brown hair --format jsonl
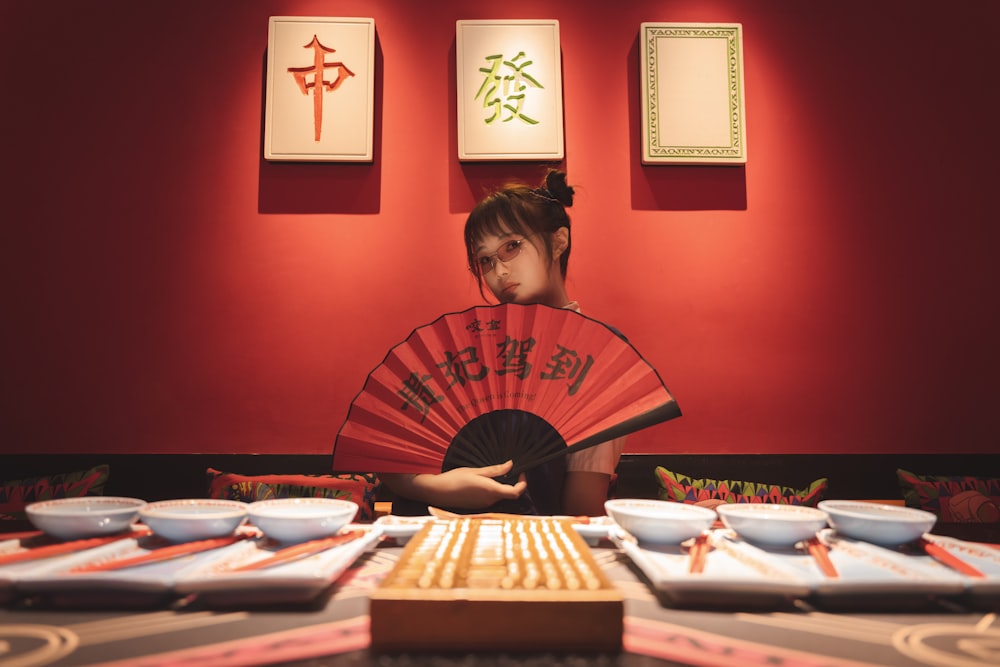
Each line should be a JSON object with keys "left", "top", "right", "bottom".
{"left": 464, "top": 169, "right": 574, "bottom": 300}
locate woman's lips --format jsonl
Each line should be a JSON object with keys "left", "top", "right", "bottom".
{"left": 497, "top": 283, "right": 518, "bottom": 302}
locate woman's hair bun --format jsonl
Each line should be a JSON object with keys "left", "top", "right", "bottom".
{"left": 542, "top": 169, "right": 574, "bottom": 207}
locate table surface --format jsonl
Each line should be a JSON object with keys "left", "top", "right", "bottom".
{"left": 0, "top": 537, "right": 998, "bottom": 667}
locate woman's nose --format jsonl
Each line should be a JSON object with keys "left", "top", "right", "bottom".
{"left": 493, "top": 258, "right": 512, "bottom": 277}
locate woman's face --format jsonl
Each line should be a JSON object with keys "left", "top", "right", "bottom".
{"left": 473, "top": 230, "right": 564, "bottom": 306}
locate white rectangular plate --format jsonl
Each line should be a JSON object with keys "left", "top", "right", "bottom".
{"left": 174, "top": 525, "right": 382, "bottom": 606}
{"left": 12, "top": 536, "right": 251, "bottom": 605}
{"left": 720, "top": 530, "right": 967, "bottom": 605}
{"left": 4, "top": 525, "right": 382, "bottom": 607}
{"left": 612, "top": 529, "right": 811, "bottom": 608}
{"left": 613, "top": 528, "right": 991, "bottom": 608}
{"left": 812, "top": 531, "right": 1000, "bottom": 605}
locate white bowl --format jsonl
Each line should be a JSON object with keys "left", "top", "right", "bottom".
{"left": 716, "top": 503, "right": 829, "bottom": 546}
{"left": 818, "top": 500, "right": 936, "bottom": 546}
{"left": 604, "top": 498, "right": 716, "bottom": 544}
{"left": 374, "top": 514, "right": 436, "bottom": 545}
{"left": 572, "top": 515, "right": 615, "bottom": 546}
{"left": 248, "top": 498, "right": 359, "bottom": 543}
{"left": 25, "top": 496, "right": 147, "bottom": 540}
{"left": 139, "top": 499, "right": 248, "bottom": 542}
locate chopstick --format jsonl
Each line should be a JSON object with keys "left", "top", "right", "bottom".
{"left": 0, "top": 530, "right": 44, "bottom": 542}
{"left": 69, "top": 533, "right": 252, "bottom": 573}
{"left": 805, "top": 536, "right": 839, "bottom": 578}
{"left": 917, "top": 536, "right": 986, "bottom": 578}
{"left": 0, "top": 529, "right": 149, "bottom": 566}
{"left": 687, "top": 533, "right": 711, "bottom": 574}
{"left": 227, "top": 530, "right": 366, "bottom": 572}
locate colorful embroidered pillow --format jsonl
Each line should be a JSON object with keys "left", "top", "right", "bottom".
{"left": 655, "top": 466, "right": 827, "bottom": 508}
{"left": 897, "top": 468, "right": 1000, "bottom": 523}
{"left": 0, "top": 464, "right": 110, "bottom": 521}
{"left": 205, "top": 468, "right": 380, "bottom": 522}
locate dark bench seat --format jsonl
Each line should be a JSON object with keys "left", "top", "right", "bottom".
{"left": 3, "top": 452, "right": 998, "bottom": 541}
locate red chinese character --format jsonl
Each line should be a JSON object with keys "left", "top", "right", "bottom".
{"left": 288, "top": 35, "right": 356, "bottom": 142}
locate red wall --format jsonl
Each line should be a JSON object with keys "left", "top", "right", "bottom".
{"left": 2, "top": 0, "right": 997, "bottom": 457}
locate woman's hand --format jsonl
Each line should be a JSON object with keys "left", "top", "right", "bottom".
{"left": 381, "top": 460, "right": 527, "bottom": 510}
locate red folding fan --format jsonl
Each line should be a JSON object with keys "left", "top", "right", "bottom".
{"left": 332, "top": 303, "right": 680, "bottom": 477}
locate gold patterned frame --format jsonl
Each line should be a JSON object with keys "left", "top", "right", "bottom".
{"left": 640, "top": 23, "right": 747, "bottom": 165}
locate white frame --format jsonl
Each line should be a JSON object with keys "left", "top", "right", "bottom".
{"left": 640, "top": 23, "right": 747, "bottom": 165}
{"left": 456, "top": 20, "right": 564, "bottom": 161}
{"left": 264, "top": 16, "right": 375, "bottom": 162}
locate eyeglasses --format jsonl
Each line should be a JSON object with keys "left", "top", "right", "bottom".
{"left": 475, "top": 237, "right": 531, "bottom": 275}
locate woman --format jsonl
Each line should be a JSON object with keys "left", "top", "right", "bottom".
{"left": 381, "top": 170, "right": 624, "bottom": 517}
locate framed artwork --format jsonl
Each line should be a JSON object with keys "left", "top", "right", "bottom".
{"left": 640, "top": 23, "right": 747, "bottom": 165}
{"left": 456, "top": 20, "right": 564, "bottom": 161}
{"left": 264, "top": 16, "right": 375, "bottom": 162}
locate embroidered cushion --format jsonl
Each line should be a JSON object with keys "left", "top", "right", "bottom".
{"left": 897, "top": 468, "right": 1000, "bottom": 523}
{"left": 655, "top": 466, "right": 827, "bottom": 509}
{"left": 206, "top": 468, "right": 380, "bottom": 522}
{"left": 0, "top": 464, "right": 110, "bottom": 522}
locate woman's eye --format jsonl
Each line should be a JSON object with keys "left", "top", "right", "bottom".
{"left": 504, "top": 240, "right": 522, "bottom": 253}
{"left": 477, "top": 256, "right": 492, "bottom": 266}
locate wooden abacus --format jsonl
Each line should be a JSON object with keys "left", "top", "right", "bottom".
{"left": 369, "top": 517, "right": 624, "bottom": 652}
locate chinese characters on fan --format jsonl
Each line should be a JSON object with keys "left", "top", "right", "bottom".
{"left": 397, "top": 318, "right": 595, "bottom": 422}
{"left": 496, "top": 337, "right": 534, "bottom": 380}
{"left": 475, "top": 51, "right": 544, "bottom": 125}
{"left": 288, "top": 35, "right": 356, "bottom": 142}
